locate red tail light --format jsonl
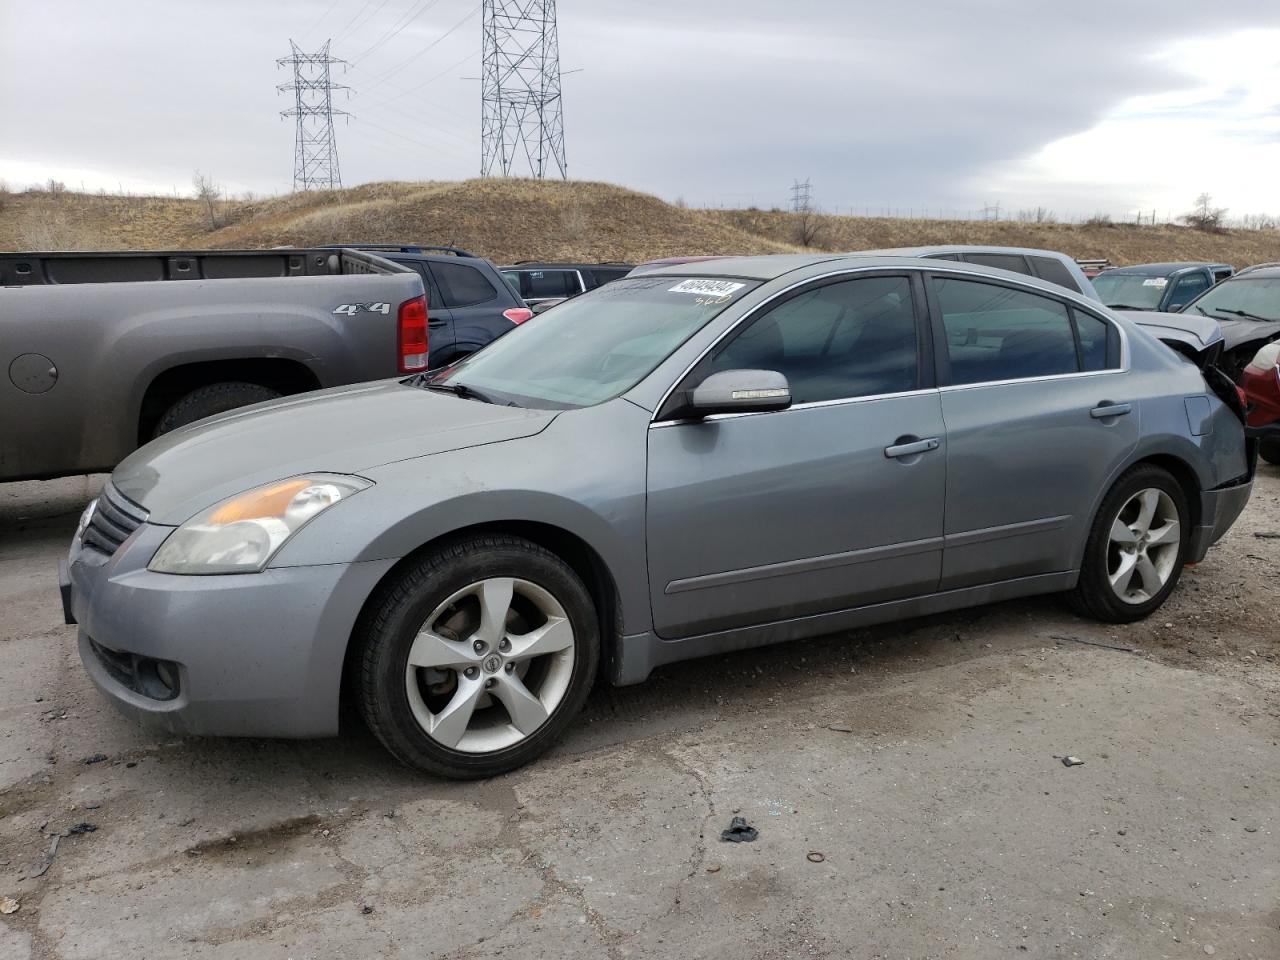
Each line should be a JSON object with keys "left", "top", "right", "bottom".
{"left": 503, "top": 307, "right": 534, "bottom": 325}
{"left": 398, "top": 295, "right": 428, "bottom": 372}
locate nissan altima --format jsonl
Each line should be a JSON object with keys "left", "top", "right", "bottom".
{"left": 62, "top": 254, "right": 1254, "bottom": 778}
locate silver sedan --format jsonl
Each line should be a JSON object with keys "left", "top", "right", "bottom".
{"left": 62, "top": 254, "right": 1255, "bottom": 777}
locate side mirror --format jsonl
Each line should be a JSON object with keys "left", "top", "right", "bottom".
{"left": 687, "top": 369, "right": 791, "bottom": 418}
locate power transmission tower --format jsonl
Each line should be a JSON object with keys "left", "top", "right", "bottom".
{"left": 277, "top": 40, "right": 350, "bottom": 191}
{"left": 480, "top": 0, "right": 567, "bottom": 179}
{"left": 790, "top": 178, "right": 813, "bottom": 213}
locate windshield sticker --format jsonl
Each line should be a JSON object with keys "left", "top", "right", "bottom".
{"left": 1142, "top": 278, "right": 1168, "bottom": 287}
{"left": 668, "top": 279, "right": 746, "bottom": 298}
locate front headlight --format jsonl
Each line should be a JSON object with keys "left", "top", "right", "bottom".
{"left": 75, "top": 499, "right": 98, "bottom": 542}
{"left": 149, "top": 474, "right": 371, "bottom": 575}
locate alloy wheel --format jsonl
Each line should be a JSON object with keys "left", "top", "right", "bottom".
{"left": 404, "top": 577, "right": 575, "bottom": 753}
{"left": 1106, "top": 488, "right": 1181, "bottom": 605}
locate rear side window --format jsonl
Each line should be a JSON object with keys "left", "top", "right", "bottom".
{"left": 521, "top": 269, "right": 581, "bottom": 299}
{"left": 933, "top": 277, "right": 1079, "bottom": 384}
{"left": 1028, "top": 255, "right": 1082, "bottom": 293}
{"left": 430, "top": 261, "right": 498, "bottom": 308}
{"left": 1071, "top": 308, "right": 1121, "bottom": 371}
{"left": 961, "top": 252, "right": 1033, "bottom": 276}
{"left": 1170, "top": 272, "right": 1210, "bottom": 306}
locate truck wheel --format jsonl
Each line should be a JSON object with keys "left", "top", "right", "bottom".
{"left": 1067, "top": 465, "right": 1189, "bottom": 623}
{"left": 355, "top": 534, "right": 599, "bottom": 779}
{"left": 1260, "top": 440, "right": 1280, "bottom": 465}
{"left": 153, "top": 382, "right": 282, "bottom": 437}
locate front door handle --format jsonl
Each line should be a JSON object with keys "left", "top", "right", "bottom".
{"left": 884, "top": 437, "right": 940, "bottom": 459}
{"left": 1090, "top": 402, "right": 1132, "bottom": 419}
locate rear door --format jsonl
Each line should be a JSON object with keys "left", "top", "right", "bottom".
{"left": 928, "top": 273, "right": 1137, "bottom": 589}
{"left": 646, "top": 271, "right": 946, "bottom": 637}
{"left": 427, "top": 260, "right": 511, "bottom": 362}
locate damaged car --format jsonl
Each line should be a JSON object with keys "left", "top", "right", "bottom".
{"left": 62, "top": 254, "right": 1255, "bottom": 778}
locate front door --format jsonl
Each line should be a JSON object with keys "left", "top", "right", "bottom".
{"left": 646, "top": 273, "right": 947, "bottom": 638}
{"left": 928, "top": 273, "right": 1139, "bottom": 589}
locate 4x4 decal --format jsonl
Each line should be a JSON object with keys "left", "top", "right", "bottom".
{"left": 332, "top": 302, "right": 392, "bottom": 316}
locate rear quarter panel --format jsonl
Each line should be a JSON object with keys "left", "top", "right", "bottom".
{"left": 0, "top": 271, "right": 422, "bottom": 480}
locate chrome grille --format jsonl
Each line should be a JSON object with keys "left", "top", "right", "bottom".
{"left": 82, "top": 483, "right": 148, "bottom": 556}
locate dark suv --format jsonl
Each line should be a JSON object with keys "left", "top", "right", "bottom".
{"left": 499, "top": 262, "right": 633, "bottom": 307}
{"left": 1093, "top": 262, "right": 1234, "bottom": 313}
{"left": 332, "top": 245, "right": 532, "bottom": 369}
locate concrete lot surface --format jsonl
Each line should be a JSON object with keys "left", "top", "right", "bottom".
{"left": 2, "top": 471, "right": 1278, "bottom": 959}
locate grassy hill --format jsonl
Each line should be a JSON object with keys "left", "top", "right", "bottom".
{"left": 3, "top": 178, "right": 1279, "bottom": 267}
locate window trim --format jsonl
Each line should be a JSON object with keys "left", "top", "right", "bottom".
{"left": 654, "top": 269, "right": 933, "bottom": 421}
{"left": 648, "top": 265, "right": 1129, "bottom": 426}
{"left": 924, "top": 271, "right": 1129, "bottom": 391}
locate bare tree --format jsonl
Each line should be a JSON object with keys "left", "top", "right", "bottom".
{"left": 1181, "top": 192, "right": 1227, "bottom": 232}
{"left": 193, "top": 170, "right": 223, "bottom": 229}
{"left": 793, "top": 209, "right": 825, "bottom": 248}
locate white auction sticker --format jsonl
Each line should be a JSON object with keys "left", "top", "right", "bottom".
{"left": 668, "top": 279, "right": 746, "bottom": 297}
{"left": 1141, "top": 277, "right": 1168, "bottom": 287}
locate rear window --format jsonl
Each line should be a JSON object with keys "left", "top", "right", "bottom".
{"left": 961, "top": 253, "right": 1034, "bottom": 276}
{"left": 431, "top": 261, "right": 498, "bottom": 308}
{"left": 1028, "top": 255, "right": 1082, "bottom": 293}
{"left": 519, "top": 269, "right": 582, "bottom": 299}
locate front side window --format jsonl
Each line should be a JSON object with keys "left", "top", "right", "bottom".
{"left": 431, "top": 261, "right": 498, "bottom": 308}
{"left": 707, "top": 276, "right": 920, "bottom": 404}
{"left": 934, "top": 277, "right": 1080, "bottom": 384}
{"left": 434, "top": 276, "right": 759, "bottom": 408}
{"left": 1170, "top": 272, "right": 1210, "bottom": 306}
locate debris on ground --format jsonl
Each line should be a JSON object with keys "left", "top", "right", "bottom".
{"left": 80, "top": 754, "right": 108, "bottom": 764}
{"left": 1252, "top": 531, "right": 1280, "bottom": 540}
{"left": 806, "top": 851, "right": 825, "bottom": 863}
{"left": 21, "top": 835, "right": 59, "bottom": 880}
{"left": 827, "top": 723, "right": 854, "bottom": 733}
{"left": 0, "top": 897, "right": 18, "bottom": 915}
{"left": 720, "top": 816, "right": 759, "bottom": 843}
{"left": 361, "top": 905, "right": 374, "bottom": 915}
{"left": 705, "top": 864, "right": 721, "bottom": 873}
{"left": 1049, "top": 634, "right": 1138, "bottom": 654}
{"left": 67, "top": 822, "right": 98, "bottom": 835}
{"left": 1061, "top": 756, "right": 1085, "bottom": 767}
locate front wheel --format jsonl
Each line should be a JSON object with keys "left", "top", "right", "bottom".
{"left": 355, "top": 535, "right": 599, "bottom": 779}
{"left": 1068, "top": 465, "right": 1189, "bottom": 623}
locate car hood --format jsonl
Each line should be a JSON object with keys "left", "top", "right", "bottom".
{"left": 1214, "top": 317, "right": 1280, "bottom": 352}
{"left": 112, "top": 379, "right": 558, "bottom": 524}
{"left": 1121, "top": 311, "right": 1223, "bottom": 353}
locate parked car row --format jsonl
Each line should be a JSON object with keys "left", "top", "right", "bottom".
{"left": 56, "top": 249, "right": 1263, "bottom": 779}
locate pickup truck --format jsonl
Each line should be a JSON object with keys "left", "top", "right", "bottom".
{"left": 0, "top": 248, "right": 426, "bottom": 481}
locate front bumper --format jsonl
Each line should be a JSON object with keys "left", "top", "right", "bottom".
{"left": 65, "top": 524, "right": 396, "bottom": 738}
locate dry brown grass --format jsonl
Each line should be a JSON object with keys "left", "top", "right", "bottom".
{"left": 3, "top": 179, "right": 1279, "bottom": 268}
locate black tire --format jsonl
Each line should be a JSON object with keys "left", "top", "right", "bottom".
{"left": 355, "top": 534, "right": 599, "bottom": 779}
{"left": 1068, "top": 464, "right": 1190, "bottom": 623}
{"left": 1260, "top": 440, "right": 1280, "bottom": 466}
{"left": 153, "top": 382, "right": 282, "bottom": 437}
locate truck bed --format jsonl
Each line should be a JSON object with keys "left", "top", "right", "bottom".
{"left": 0, "top": 248, "right": 408, "bottom": 286}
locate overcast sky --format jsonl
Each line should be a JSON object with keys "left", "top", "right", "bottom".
{"left": 3, "top": 0, "right": 1280, "bottom": 219}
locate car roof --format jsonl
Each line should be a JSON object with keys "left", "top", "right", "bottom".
{"left": 857, "top": 244, "right": 1076, "bottom": 260}
{"left": 502, "top": 262, "right": 632, "bottom": 270}
{"left": 1101, "top": 262, "right": 1231, "bottom": 275}
{"left": 1233, "top": 264, "right": 1280, "bottom": 279}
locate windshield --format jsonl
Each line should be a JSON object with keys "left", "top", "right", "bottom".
{"left": 1188, "top": 277, "right": 1280, "bottom": 322}
{"left": 1092, "top": 272, "right": 1167, "bottom": 310}
{"left": 433, "top": 275, "right": 760, "bottom": 408}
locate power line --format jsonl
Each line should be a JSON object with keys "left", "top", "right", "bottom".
{"left": 481, "top": 0, "right": 567, "bottom": 179}
{"left": 361, "top": 3, "right": 481, "bottom": 90}
{"left": 351, "top": 0, "right": 444, "bottom": 63}
{"left": 302, "top": 0, "right": 344, "bottom": 42}
{"left": 332, "top": 1, "right": 374, "bottom": 43}
{"left": 338, "top": 0, "right": 396, "bottom": 44}
{"left": 277, "top": 40, "right": 351, "bottom": 190}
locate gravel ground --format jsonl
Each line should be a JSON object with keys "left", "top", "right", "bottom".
{"left": 1, "top": 468, "right": 1277, "bottom": 960}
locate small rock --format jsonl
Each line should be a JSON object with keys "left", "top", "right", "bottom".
{"left": 81, "top": 754, "right": 109, "bottom": 765}
{"left": 706, "top": 864, "right": 721, "bottom": 873}
{"left": 1117, "top": 829, "right": 1127, "bottom": 836}
{"left": 828, "top": 723, "right": 854, "bottom": 733}
{"left": 1062, "top": 756, "right": 1085, "bottom": 767}
{"left": 67, "top": 822, "right": 97, "bottom": 835}
{"left": 125, "top": 762, "right": 137, "bottom": 768}
{"left": 1244, "top": 825, "right": 1259, "bottom": 833}
{"left": 361, "top": 905, "right": 374, "bottom": 915}
{"left": 806, "top": 851, "right": 825, "bottom": 863}
{"left": 1204, "top": 945, "right": 1216, "bottom": 956}
{"left": 0, "top": 896, "right": 18, "bottom": 915}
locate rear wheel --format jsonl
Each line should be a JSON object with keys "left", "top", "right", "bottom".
{"left": 1260, "top": 440, "right": 1280, "bottom": 465}
{"left": 356, "top": 535, "right": 599, "bottom": 779}
{"left": 1068, "top": 465, "right": 1189, "bottom": 623}
{"left": 153, "top": 381, "right": 282, "bottom": 437}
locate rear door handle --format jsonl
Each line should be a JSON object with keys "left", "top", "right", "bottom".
{"left": 1090, "top": 402, "right": 1132, "bottom": 419}
{"left": 884, "top": 437, "right": 940, "bottom": 459}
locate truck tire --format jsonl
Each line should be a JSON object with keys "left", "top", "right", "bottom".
{"left": 1261, "top": 440, "right": 1280, "bottom": 465}
{"left": 153, "top": 382, "right": 283, "bottom": 437}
